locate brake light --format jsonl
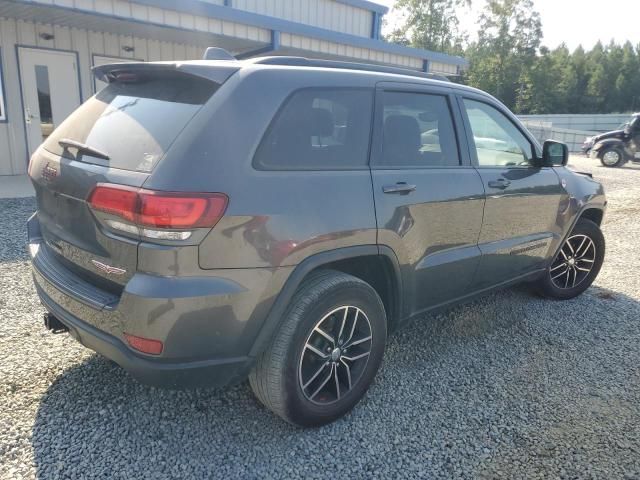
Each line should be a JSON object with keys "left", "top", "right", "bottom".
{"left": 88, "top": 185, "right": 138, "bottom": 222}
{"left": 88, "top": 184, "right": 228, "bottom": 238}
{"left": 124, "top": 333, "right": 163, "bottom": 355}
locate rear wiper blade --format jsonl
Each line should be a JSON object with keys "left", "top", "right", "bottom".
{"left": 58, "top": 138, "right": 110, "bottom": 160}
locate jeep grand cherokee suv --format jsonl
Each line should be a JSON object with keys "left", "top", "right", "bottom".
{"left": 28, "top": 54, "right": 606, "bottom": 427}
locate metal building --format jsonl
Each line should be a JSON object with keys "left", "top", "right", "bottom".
{"left": 0, "top": 0, "right": 467, "bottom": 177}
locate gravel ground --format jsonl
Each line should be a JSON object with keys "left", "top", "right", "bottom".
{"left": 1, "top": 156, "right": 639, "bottom": 479}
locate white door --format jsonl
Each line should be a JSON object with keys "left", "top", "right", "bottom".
{"left": 18, "top": 48, "right": 81, "bottom": 156}
{"left": 93, "top": 55, "right": 139, "bottom": 93}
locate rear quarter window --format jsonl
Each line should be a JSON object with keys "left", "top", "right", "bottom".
{"left": 43, "top": 70, "right": 219, "bottom": 172}
{"left": 253, "top": 88, "right": 374, "bottom": 171}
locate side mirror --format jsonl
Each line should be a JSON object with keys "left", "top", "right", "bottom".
{"left": 542, "top": 140, "right": 569, "bottom": 167}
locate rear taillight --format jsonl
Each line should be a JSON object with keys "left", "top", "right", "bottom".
{"left": 88, "top": 184, "right": 228, "bottom": 240}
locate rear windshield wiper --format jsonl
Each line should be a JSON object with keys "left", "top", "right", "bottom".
{"left": 58, "top": 138, "right": 110, "bottom": 160}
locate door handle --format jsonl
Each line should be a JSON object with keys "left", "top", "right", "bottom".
{"left": 382, "top": 182, "right": 417, "bottom": 195}
{"left": 487, "top": 178, "right": 511, "bottom": 189}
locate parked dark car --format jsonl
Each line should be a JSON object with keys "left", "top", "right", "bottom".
{"left": 28, "top": 53, "right": 607, "bottom": 427}
{"left": 586, "top": 113, "right": 640, "bottom": 167}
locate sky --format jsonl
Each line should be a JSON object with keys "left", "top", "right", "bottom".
{"left": 375, "top": 0, "right": 640, "bottom": 51}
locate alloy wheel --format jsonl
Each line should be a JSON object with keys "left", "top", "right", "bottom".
{"left": 550, "top": 234, "right": 597, "bottom": 289}
{"left": 298, "top": 306, "right": 372, "bottom": 405}
{"left": 602, "top": 150, "right": 620, "bottom": 166}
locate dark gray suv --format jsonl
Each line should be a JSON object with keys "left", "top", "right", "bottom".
{"left": 28, "top": 55, "right": 606, "bottom": 427}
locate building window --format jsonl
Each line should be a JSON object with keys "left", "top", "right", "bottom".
{"left": 0, "top": 49, "right": 6, "bottom": 122}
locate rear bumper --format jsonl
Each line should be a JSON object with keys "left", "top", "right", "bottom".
{"left": 28, "top": 213, "right": 292, "bottom": 389}
{"left": 36, "top": 283, "right": 252, "bottom": 388}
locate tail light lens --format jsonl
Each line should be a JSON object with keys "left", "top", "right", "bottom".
{"left": 88, "top": 184, "right": 228, "bottom": 239}
{"left": 124, "top": 333, "right": 163, "bottom": 355}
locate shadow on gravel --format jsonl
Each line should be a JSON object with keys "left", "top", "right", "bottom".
{"left": 31, "top": 285, "right": 640, "bottom": 478}
{"left": 0, "top": 197, "right": 35, "bottom": 263}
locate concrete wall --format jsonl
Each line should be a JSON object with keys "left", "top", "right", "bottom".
{"left": 0, "top": 17, "right": 203, "bottom": 175}
{"left": 520, "top": 121, "right": 595, "bottom": 153}
{"left": 519, "top": 114, "right": 633, "bottom": 134}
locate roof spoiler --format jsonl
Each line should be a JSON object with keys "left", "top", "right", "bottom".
{"left": 92, "top": 61, "right": 239, "bottom": 85}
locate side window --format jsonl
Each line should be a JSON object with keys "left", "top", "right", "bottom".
{"left": 375, "top": 91, "right": 460, "bottom": 168}
{"left": 253, "top": 88, "right": 373, "bottom": 170}
{"left": 463, "top": 99, "right": 534, "bottom": 167}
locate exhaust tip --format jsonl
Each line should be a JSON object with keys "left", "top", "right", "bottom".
{"left": 44, "top": 313, "right": 68, "bottom": 334}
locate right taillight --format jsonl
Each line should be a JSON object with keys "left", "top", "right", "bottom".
{"left": 88, "top": 184, "right": 228, "bottom": 240}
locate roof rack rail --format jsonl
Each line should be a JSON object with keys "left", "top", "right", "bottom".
{"left": 248, "top": 56, "right": 450, "bottom": 82}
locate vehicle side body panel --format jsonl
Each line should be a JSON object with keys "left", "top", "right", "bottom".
{"left": 27, "top": 61, "right": 607, "bottom": 390}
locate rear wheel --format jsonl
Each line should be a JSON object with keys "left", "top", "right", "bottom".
{"left": 249, "top": 270, "right": 387, "bottom": 427}
{"left": 536, "top": 218, "right": 605, "bottom": 300}
{"left": 599, "top": 147, "right": 624, "bottom": 167}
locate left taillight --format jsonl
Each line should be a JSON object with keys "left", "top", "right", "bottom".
{"left": 88, "top": 184, "right": 228, "bottom": 240}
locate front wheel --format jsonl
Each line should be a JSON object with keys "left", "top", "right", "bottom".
{"left": 599, "top": 147, "right": 624, "bottom": 167}
{"left": 249, "top": 270, "right": 387, "bottom": 427}
{"left": 536, "top": 218, "right": 605, "bottom": 300}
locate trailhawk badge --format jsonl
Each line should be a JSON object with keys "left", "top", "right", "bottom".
{"left": 41, "top": 163, "right": 58, "bottom": 182}
{"left": 91, "top": 260, "right": 126, "bottom": 276}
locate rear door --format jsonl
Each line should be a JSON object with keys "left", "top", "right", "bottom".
{"left": 458, "top": 95, "right": 565, "bottom": 288}
{"left": 29, "top": 67, "right": 223, "bottom": 291}
{"left": 370, "top": 83, "right": 485, "bottom": 316}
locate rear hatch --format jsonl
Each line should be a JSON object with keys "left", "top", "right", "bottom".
{"left": 29, "top": 63, "right": 233, "bottom": 294}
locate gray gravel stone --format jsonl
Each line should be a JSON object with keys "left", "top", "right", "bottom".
{"left": 1, "top": 157, "right": 639, "bottom": 479}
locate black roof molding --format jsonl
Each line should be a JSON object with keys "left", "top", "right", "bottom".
{"left": 248, "top": 56, "right": 451, "bottom": 82}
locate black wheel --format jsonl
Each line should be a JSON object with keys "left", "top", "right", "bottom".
{"left": 536, "top": 218, "right": 605, "bottom": 300}
{"left": 249, "top": 270, "right": 387, "bottom": 427}
{"left": 599, "top": 147, "right": 624, "bottom": 167}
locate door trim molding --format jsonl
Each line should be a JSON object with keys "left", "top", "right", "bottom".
{"left": 15, "top": 45, "right": 83, "bottom": 163}
{"left": 0, "top": 47, "right": 7, "bottom": 123}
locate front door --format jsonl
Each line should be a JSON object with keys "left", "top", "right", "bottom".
{"left": 371, "top": 85, "right": 485, "bottom": 317}
{"left": 459, "top": 96, "right": 565, "bottom": 288}
{"left": 18, "top": 47, "right": 81, "bottom": 157}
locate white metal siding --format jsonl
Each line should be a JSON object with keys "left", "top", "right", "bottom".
{"left": 281, "top": 33, "right": 423, "bottom": 70}
{"left": 429, "top": 61, "right": 457, "bottom": 75}
{"left": 0, "top": 17, "right": 203, "bottom": 175}
{"left": 25, "top": 0, "right": 272, "bottom": 43}
{"left": 232, "top": 0, "right": 373, "bottom": 37}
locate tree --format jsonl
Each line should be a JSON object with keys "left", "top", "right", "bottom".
{"left": 385, "top": 0, "right": 471, "bottom": 55}
{"left": 464, "top": 0, "right": 542, "bottom": 111}
{"left": 387, "top": 0, "right": 639, "bottom": 114}
{"left": 614, "top": 42, "right": 640, "bottom": 112}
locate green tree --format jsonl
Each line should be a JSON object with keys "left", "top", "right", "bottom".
{"left": 386, "top": 0, "right": 471, "bottom": 55}
{"left": 464, "top": 0, "right": 542, "bottom": 111}
{"left": 614, "top": 42, "right": 640, "bottom": 112}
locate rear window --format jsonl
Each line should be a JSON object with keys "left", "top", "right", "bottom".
{"left": 43, "top": 70, "right": 219, "bottom": 172}
{"left": 253, "top": 88, "right": 373, "bottom": 170}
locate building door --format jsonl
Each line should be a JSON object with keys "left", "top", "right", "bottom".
{"left": 18, "top": 48, "right": 81, "bottom": 157}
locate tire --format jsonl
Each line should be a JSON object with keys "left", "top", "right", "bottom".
{"left": 536, "top": 218, "right": 605, "bottom": 300}
{"left": 599, "top": 147, "right": 624, "bottom": 167}
{"left": 249, "top": 269, "right": 387, "bottom": 427}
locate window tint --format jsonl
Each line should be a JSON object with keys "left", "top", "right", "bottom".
{"left": 254, "top": 88, "right": 373, "bottom": 170}
{"left": 375, "top": 91, "right": 460, "bottom": 168}
{"left": 463, "top": 99, "right": 534, "bottom": 167}
{"left": 43, "top": 70, "right": 218, "bottom": 172}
